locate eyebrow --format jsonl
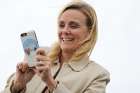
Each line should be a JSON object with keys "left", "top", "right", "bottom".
{"left": 58, "top": 20, "right": 85, "bottom": 25}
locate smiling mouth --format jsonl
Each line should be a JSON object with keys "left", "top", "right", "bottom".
{"left": 62, "top": 38, "right": 74, "bottom": 42}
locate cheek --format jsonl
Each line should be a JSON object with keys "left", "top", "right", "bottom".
{"left": 76, "top": 32, "right": 89, "bottom": 41}
{"left": 82, "top": 29, "right": 89, "bottom": 38}
{"left": 58, "top": 31, "right": 61, "bottom": 39}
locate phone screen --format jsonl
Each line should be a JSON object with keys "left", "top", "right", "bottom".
{"left": 21, "top": 31, "right": 39, "bottom": 67}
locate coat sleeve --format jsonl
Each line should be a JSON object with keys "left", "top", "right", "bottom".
{"left": 0, "top": 73, "right": 15, "bottom": 93}
{"left": 53, "top": 71, "right": 110, "bottom": 93}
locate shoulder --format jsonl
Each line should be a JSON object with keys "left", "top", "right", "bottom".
{"left": 88, "top": 60, "right": 110, "bottom": 76}
{"left": 85, "top": 60, "right": 110, "bottom": 82}
{"left": 85, "top": 61, "right": 110, "bottom": 84}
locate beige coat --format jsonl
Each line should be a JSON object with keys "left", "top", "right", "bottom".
{"left": 1, "top": 55, "right": 110, "bottom": 93}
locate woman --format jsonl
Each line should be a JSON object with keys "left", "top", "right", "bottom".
{"left": 2, "top": 1, "right": 110, "bottom": 93}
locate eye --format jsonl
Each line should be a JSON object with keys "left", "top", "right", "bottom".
{"left": 59, "top": 21, "right": 65, "bottom": 28}
{"left": 69, "top": 22, "right": 80, "bottom": 29}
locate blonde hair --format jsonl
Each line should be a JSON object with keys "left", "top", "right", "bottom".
{"left": 48, "top": 1, "right": 98, "bottom": 62}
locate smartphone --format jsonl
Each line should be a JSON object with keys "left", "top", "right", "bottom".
{"left": 20, "top": 31, "right": 39, "bottom": 67}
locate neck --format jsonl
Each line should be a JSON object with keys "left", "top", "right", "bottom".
{"left": 61, "top": 50, "right": 74, "bottom": 63}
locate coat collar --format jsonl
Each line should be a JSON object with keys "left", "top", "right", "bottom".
{"left": 68, "top": 55, "right": 90, "bottom": 72}
{"left": 53, "top": 55, "right": 90, "bottom": 72}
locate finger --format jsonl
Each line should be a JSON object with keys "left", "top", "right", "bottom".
{"left": 21, "top": 63, "right": 28, "bottom": 72}
{"left": 35, "top": 55, "right": 48, "bottom": 62}
{"left": 16, "top": 63, "right": 24, "bottom": 74}
{"left": 34, "top": 68, "right": 41, "bottom": 76}
{"left": 36, "top": 66, "right": 49, "bottom": 73}
{"left": 17, "top": 62, "right": 23, "bottom": 70}
{"left": 35, "top": 61, "right": 51, "bottom": 73}
{"left": 32, "top": 68, "right": 38, "bottom": 73}
{"left": 36, "top": 48, "right": 46, "bottom": 56}
{"left": 36, "top": 60, "right": 51, "bottom": 67}
{"left": 40, "top": 70, "right": 50, "bottom": 81}
{"left": 36, "top": 62, "right": 50, "bottom": 70}
{"left": 27, "top": 68, "right": 36, "bottom": 75}
{"left": 36, "top": 61, "right": 45, "bottom": 67}
{"left": 17, "top": 62, "right": 28, "bottom": 72}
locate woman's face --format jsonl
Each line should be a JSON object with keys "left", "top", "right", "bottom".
{"left": 58, "top": 9, "right": 89, "bottom": 52}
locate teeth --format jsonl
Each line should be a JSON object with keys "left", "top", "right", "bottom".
{"left": 62, "top": 38, "right": 72, "bottom": 41}
{"left": 62, "top": 38, "right": 73, "bottom": 41}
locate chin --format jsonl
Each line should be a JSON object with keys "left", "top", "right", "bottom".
{"left": 61, "top": 45, "right": 74, "bottom": 52}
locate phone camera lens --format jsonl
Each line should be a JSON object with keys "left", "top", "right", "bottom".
{"left": 21, "top": 33, "right": 27, "bottom": 37}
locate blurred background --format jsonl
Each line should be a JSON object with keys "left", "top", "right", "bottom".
{"left": 0, "top": 0, "right": 140, "bottom": 93}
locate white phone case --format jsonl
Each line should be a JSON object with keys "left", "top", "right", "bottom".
{"left": 20, "top": 31, "right": 39, "bottom": 67}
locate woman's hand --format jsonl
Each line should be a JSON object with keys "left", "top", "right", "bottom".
{"left": 35, "top": 48, "right": 57, "bottom": 90}
{"left": 13, "top": 58, "right": 35, "bottom": 91}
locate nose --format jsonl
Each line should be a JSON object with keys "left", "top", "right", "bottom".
{"left": 60, "top": 25, "right": 71, "bottom": 35}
